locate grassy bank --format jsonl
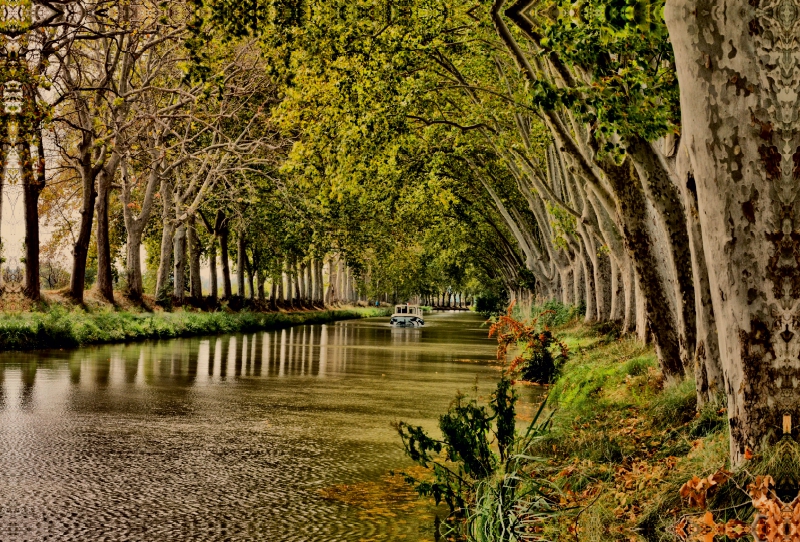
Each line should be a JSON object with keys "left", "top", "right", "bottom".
{"left": 0, "top": 306, "right": 390, "bottom": 351}
{"left": 525, "top": 321, "right": 729, "bottom": 541}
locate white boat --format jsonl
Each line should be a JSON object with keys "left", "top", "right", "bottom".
{"left": 390, "top": 304, "right": 425, "bottom": 326}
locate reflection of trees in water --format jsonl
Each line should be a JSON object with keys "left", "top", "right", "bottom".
{"left": 0, "top": 322, "right": 425, "bottom": 409}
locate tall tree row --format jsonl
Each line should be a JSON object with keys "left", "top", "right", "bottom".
{"left": 8, "top": 0, "right": 799, "bottom": 463}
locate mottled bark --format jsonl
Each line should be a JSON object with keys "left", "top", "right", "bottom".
{"left": 667, "top": 0, "right": 800, "bottom": 461}
{"left": 605, "top": 160, "right": 684, "bottom": 376}
{"left": 154, "top": 179, "right": 174, "bottom": 302}
{"left": 629, "top": 138, "right": 697, "bottom": 371}
{"left": 677, "top": 147, "right": 724, "bottom": 406}
{"left": 579, "top": 244, "right": 596, "bottom": 323}
{"left": 610, "top": 258, "right": 625, "bottom": 322}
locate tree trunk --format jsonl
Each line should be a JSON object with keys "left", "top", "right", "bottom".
{"left": 209, "top": 235, "right": 218, "bottom": 301}
{"left": 219, "top": 227, "right": 232, "bottom": 299}
{"left": 609, "top": 258, "right": 625, "bottom": 322}
{"left": 172, "top": 222, "right": 186, "bottom": 303}
{"left": 580, "top": 249, "right": 596, "bottom": 323}
{"left": 316, "top": 258, "right": 324, "bottom": 304}
{"left": 188, "top": 216, "right": 202, "bottom": 300}
{"left": 667, "top": 0, "right": 797, "bottom": 461}
{"left": 326, "top": 257, "right": 337, "bottom": 305}
{"left": 21, "top": 142, "right": 42, "bottom": 301}
{"left": 605, "top": 159, "right": 684, "bottom": 376}
{"left": 293, "top": 258, "right": 301, "bottom": 303}
{"left": 243, "top": 249, "right": 254, "bottom": 301}
{"left": 154, "top": 179, "right": 175, "bottom": 302}
{"left": 70, "top": 169, "right": 97, "bottom": 301}
{"left": 622, "top": 259, "right": 636, "bottom": 333}
{"left": 95, "top": 170, "right": 114, "bottom": 303}
{"left": 236, "top": 233, "right": 245, "bottom": 298}
{"left": 629, "top": 139, "right": 697, "bottom": 372}
{"left": 257, "top": 268, "right": 265, "bottom": 301}
{"left": 594, "top": 250, "right": 612, "bottom": 321}
{"left": 299, "top": 261, "right": 307, "bottom": 303}
{"left": 246, "top": 257, "right": 255, "bottom": 301}
{"left": 125, "top": 227, "right": 144, "bottom": 301}
{"left": 270, "top": 276, "right": 277, "bottom": 307}
{"left": 635, "top": 273, "right": 649, "bottom": 343}
{"left": 574, "top": 259, "right": 585, "bottom": 313}
{"left": 677, "top": 149, "right": 724, "bottom": 407}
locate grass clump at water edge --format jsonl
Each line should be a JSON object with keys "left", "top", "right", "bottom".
{"left": 395, "top": 313, "right": 733, "bottom": 541}
{"left": 0, "top": 306, "right": 390, "bottom": 351}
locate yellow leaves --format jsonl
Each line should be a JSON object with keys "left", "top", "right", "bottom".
{"left": 678, "top": 468, "right": 731, "bottom": 509}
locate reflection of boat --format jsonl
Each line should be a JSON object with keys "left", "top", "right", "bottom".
{"left": 390, "top": 304, "right": 425, "bottom": 326}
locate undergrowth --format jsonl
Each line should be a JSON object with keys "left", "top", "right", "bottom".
{"left": 399, "top": 315, "right": 732, "bottom": 541}
{"left": 526, "top": 321, "right": 729, "bottom": 541}
{"left": 0, "top": 306, "right": 389, "bottom": 350}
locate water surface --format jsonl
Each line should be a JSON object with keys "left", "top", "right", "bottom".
{"left": 0, "top": 311, "right": 518, "bottom": 541}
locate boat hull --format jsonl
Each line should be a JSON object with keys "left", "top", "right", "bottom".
{"left": 390, "top": 315, "right": 424, "bottom": 326}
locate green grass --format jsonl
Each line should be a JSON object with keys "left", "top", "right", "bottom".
{"left": 0, "top": 306, "right": 390, "bottom": 351}
{"left": 517, "top": 320, "right": 731, "bottom": 540}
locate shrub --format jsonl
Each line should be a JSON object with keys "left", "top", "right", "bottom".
{"left": 530, "top": 300, "right": 580, "bottom": 328}
{"left": 475, "top": 291, "right": 506, "bottom": 316}
{"left": 489, "top": 303, "right": 569, "bottom": 383}
{"left": 396, "top": 377, "right": 556, "bottom": 539}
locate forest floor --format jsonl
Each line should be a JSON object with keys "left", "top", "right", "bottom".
{"left": 0, "top": 289, "right": 390, "bottom": 351}
{"left": 527, "top": 320, "right": 732, "bottom": 541}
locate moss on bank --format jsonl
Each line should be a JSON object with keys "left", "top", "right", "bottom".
{"left": 0, "top": 306, "right": 390, "bottom": 351}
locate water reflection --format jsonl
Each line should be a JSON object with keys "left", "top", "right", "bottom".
{"left": 0, "top": 312, "right": 502, "bottom": 541}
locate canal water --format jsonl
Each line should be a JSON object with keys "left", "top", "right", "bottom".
{"left": 0, "top": 311, "right": 521, "bottom": 541}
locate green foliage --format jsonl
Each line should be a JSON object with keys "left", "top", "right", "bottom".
{"left": 0, "top": 306, "right": 389, "bottom": 351}
{"left": 396, "top": 377, "right": 520, "bottom": 512}
{"left": 532, "top": 0, "right": 679, "bottom": 148}
{"left": 475, "top": 290, "right": 507, "bottom": 317}
{"left": 396, "top": 376, "right": 556, "bottom": 538}
{"left": 545, "top": 202, "right": 578, "bottom": 251}
{"left": 524, "top": 300, "right": 581, "bottom": 329}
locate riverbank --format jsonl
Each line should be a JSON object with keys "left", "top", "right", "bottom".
{"left": 0, "top": 306, "right": 391, "bottom": 351}
{"left": 518, "top": 321, "right": 729, "bottom": 540}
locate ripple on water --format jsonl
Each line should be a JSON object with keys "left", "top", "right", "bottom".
{"left": 0, "top": 312, "right": 508, "bottom": 541}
